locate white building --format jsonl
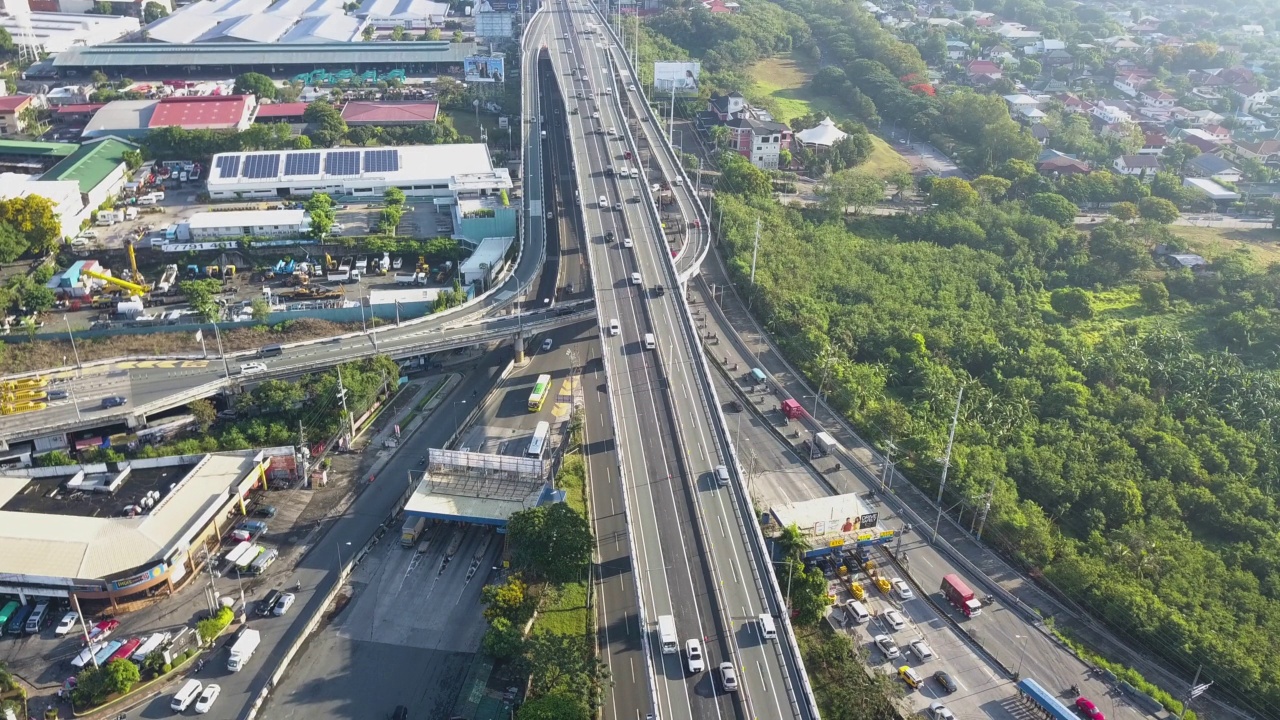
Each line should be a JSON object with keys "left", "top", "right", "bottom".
{"left": 182, "top": 209, "right": 307, "bottom": 240}
{"left": 356, "top": 0, "right": 448, "bottom": 28}
{"left": 0, "top": 173, "right": 87, "bottom": 241}
{"left": 206, "top": 144, "right": 511, "bottom": 200}
{"left": 458, "top": 236, "right": 513, "bottom": 286}
{"left": 0, "top": 11, "right": 138, "bottom": 54}
{"left": 793, "top": 118, "right": 847, "bottom": 149}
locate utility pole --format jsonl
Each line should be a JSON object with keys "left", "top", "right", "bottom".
{"left": 932, "top": 386, "right": 964, "bottom": 543}
{"left": 750, "top": 217, "right": 761, "bottom": 285}
{"left": 1180, "top": 665, "right": 1212, "bottom": 720}
{"left": 298, "top": 420, "right": 308, "bottom": 480}
{"left": 336, "top": 364, "right": 354, "bottom": 443}
{"left": 881, "top": 440, "right": 896, "bottom": 491}
{"left": 974, "top": 473, "right": 998, "bottom": 538}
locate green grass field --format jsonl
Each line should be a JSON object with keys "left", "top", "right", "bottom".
{"left": 749, "top": 56, "right": 910, "bottom": 179}
{"left": 530, "top": 452, "right": 590, "bottom": 638}
{"left": 1169, "top": 224, "right": 1280, "bottom": 266}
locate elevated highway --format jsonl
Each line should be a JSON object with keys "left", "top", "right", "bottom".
{"left": 534, "top": 1, "right": 816, "bottom": 717}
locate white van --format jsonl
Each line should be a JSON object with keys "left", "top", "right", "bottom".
{"left": 643, "top": 333, "right": 655, "bottom": 350}
{"left": 25, "top": 600, "right": 48, "bottom": 634}
{"left": 758, "top": 613, "right": 777, "bottom": 641}
{"left": 714, "top": 464, "right": 730, "bottom": 486}
{"left": 598, "top": 195, "right": 607, "bottom": 208}
{"left": 171, "top": 679, "right": 203, "bottom": 712}
{"left": 608, "top": 319, "right": 620, "bottom": 336}
{"left": 846, "top": 600, "right": 871, "bottom": 624}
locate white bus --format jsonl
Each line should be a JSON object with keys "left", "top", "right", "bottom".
{"left": 526, "top": 421, "right": 551, "bottom": 459}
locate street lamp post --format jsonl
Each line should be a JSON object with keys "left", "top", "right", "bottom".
{"left": 1015, "top": 634, "right": 1029, "bottom": 678}
{"left": 454, "top": 399, "right": 467, "bottom": 444}
{"left": 64, "top": 315, "right": 81, "bottom": 376}
{"left": 336, "top": 540, "right": 352, "bottom": 575}
{"left": 211, "top": 319, "right": 232, "bottom": 379}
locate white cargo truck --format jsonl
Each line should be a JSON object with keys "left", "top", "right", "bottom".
{"left": 227, "top": 628, "right": 261, "bottom": 672}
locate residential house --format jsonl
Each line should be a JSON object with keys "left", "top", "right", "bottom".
{"left": 1232, "top": 83, "right": 1269, "bottom": 114}
{"left": 1240, "top": 24, "right": 1264, "bottom": 36}
{"left": 1114, "top": 73, "right": 1149, "bottom": 97}
{"left": 996, "top": 22, "right": 1042, "bottom": 47}
{"left": 1030, "top": 123, "right": 1050, "bottom": 145}
{"left": 1139, "top": 132, "right": 1167, "bottom": 155}
{"left": 700, "top": 93, "right": 792, "bottom": 170}
{"left": 1037, "top": 149, "right": 1091, "bottom": 175}
{"left": 1201, "top": 124, "right": 1231, "bottom": 142}
{"left": 1026, "top": 38, "right": 1065, "bottom": 55}
{"left": 1091, "top": 102, "right": 1131, "bottom": 124}
{"left": 1113, "top": 154, "right": 1160, "bottom": 176}
{"left": 1232, "top": 139, "right": 1280, "bottom": 165}
{"left": 1002, "top": 94, "right": 1045, "bottom": 123}
{"left": 1187, "top": 154, "right": 1243, "bottom": 183}
{"left": 1178, "top": 128, "right": 1224, "bottom": 154}
{"left": 1140, "top": 89, "right": 1175, "bottom": 108}
{"left": 965, "top": 59, "right": 1002, "bottom": 80}
{"left": 0, "top": 96, "right": 35, "bottom": 136}
{"left": 1042, "top": 48, "right": 1074, "bottom": 68}
{"left": 1162, "top": 252, "right": 1209, "bottom": 271}
{"left": 1105, "top": 37, "right": 1142, "bottom": 51}
{"left": 1056, "top": 93, "right": 1093, "bottom": 115}
{"left": 945, "top": 40, "right": 968, "bottom": 60}
{"left": 1186, "top": 109, "right": 1226, "bottom": 127}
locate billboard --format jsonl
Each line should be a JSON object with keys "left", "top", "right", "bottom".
{"left": 653, "top": 61, "right": 701, "bottom": 96}
{"left": 464, "top": 56, "right": 506, "bottom": 83}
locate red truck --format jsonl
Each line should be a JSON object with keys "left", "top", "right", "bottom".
{"left": 781, "top": 399, "right": 805, "bottom": 420}
{"left": 623, "top": 150, "right": 633, "bottom": 161}
{"left": 940, "top": 574, "right": 982, "bottom": 617}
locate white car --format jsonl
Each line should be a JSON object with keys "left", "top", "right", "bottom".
{"left": 194, "top": 683, "right": 221, "bottom": 714}
{"left": 719, "top": 662, "right": 738, "bottom": 692}
{"left": 614, "top": 201, "right": 623, "bottom": 211}
{"left": 272, "top": 592, "right": 296, "bottom": 616}
{"left": 884, "top": 608, "right": 906, "bottom": 630}
{"left": 54, "top": 612, "right": 78, "bottom": 636}
{"left": 592, "top": 111, "right": 600, "bottom": 119}
{"left": 910, "top": 639, "right": 935, "bottom": 661}
{"left": 630, "top": 272, "right": 641, "bottom": 285}
{"left": 541, "top": 338, "right": 553, "bottom": 352}
{"left": 79, "top": 230, "right": 99, "bottom": 240}
{"left": 874, "top": 634, "right": 900, "bottom": 659}
{"left": 239, "top": 362, "right": 268, "bottom": 375}
{"left": 607, "top": 318, "right": 620, "bottom": 336}
{"left": 628, "top": 83, "right": 636, "bottom": 91}
{"left": 892, "top": 578, "right": 914, "bottom": 600}
{"left": 685, "top": 638, "right": 704, "bottom": 673}
{"left": 607, "top": 127, "right": 616, "bottom": 135}
{"left": 929, "top": 702, "right": 956, "bottom": 720}
{"left": 622, "top": 237, "right": 633, "bottom": 248}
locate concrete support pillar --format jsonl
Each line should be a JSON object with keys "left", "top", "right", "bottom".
{"left": 514, "top": 332, "right": 526, "bottom": 365}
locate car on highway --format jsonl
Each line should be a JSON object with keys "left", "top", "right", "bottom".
{"left": 898, "top": 665, "right": 922, "bottom": 689}
{"left": 598, "top": 195, "right": 607, "bottom": 208}
{"left": 541, "top": 338, "right": 553, "bottom": 352}
{"left": 933, "top": 670, "right": 957, "bottom": 693}
{"left": 685, "top": 639, "right": 704, "bottom": 673}
{"left": 719, "top": 662, "right": 738, "bottom": 692}
{"left": 607, "top": 319, "right": 620, "bottom": 336}
{"left": 883, "top": 608, "right": 906, "bottom": 630}
{"left": 194, "top": 683, "right": 221, "bottom": 714}
{"left": 873, "top": 634, "right": 899, "bottom": 659}
{"left": 628, "top": 83, "right": 636, "bottom": 91}
{"left": 892, "top": 577, "right": 914, "bottom": 600}
{"left": 928, "top": 702, "right": 956, "bottom": 720}
{"left": 623, "top": 237, "right": 633, "bottom": 248}
{"left": 605, "top": 231, "right": 615, "bottom": 242}
{"left": 603, "top": 87, "right": 612, "bottom": 94}
{"left": 607, "top": 127, "right": 616, "bottom": 135}
{"left": 239, "top": 362, "right": 268, "bottom": 374}
{"left": 272, "top": 592, "right": 296, "bottom": 616}
{"left": 47, "top": 389, "right": 68, "bottom": 401}
{"left": 1076, "top": 697, "right": 1105, "bottom": 720}
{"left": 909, "top": 639, "right": 934, "bottom": 661}
{"left": 630, "top": 272, "right": 641, "bottom": 285}
{"left": 100, "top": 396, "right": 127, "bottom": 409}
{"left": 54, "top": 612, "right": 78, "bottom": 636}
{"left": 592, "top": 111, "right": 600, "bottom": 119}
{"left": 614, "top": 201, "right": 622, "bottom": 211}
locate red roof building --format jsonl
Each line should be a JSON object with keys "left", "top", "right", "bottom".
{"left": 966, "top": 59, "right": 1003, "bottom": 79}
{"left": 340, "top": 101, "right": 439, "bottom": 126}
{"left": 147, "top": 95, "right": 256, "bottom": 131}
{"left": 254, "top": 102, "right": 310, "bottom": 122}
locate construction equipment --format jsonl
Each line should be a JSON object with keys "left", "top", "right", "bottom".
{"left": 416, "top": 256, "right": 429, "bottom": 273}
{"left": 285, "top": 272, "right": 310, "bottom": 287}
{"left": 279, "top": 286, "right": 343, "bottom": 301}
{"left": 0, "top": 400, "right": 46, "bottom": 415}
{"left": 324, "top": 253, "right": 336, "bottom": 271}
{"left": 126, "top": 240, "right": 144, "bottom": 286}
{"left": 2, "top": 377, "right": 47, "bottom": 391}
{"left": 83, "top": 268, "right": 149, "bottom": 298}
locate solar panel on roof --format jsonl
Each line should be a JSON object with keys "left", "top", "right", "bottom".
{"left": 362, "top": 148, "right": 399, "bottom": 173}
{"left": 215, "top": 155, "right": 241, "bottom": 179}
{"left": 324, "top": 150, "right": 361, "bottom": 176}
{"left": 241, "top": 153, "right": 281, "bottom": 179}
{"left": 284, "top": 152, "right": 321, "bottom": 177}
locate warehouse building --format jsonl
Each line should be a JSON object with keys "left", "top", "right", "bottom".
{"left": 0, "top": 11, "right": 138, "bottom": 53}
{"left": 82, "top": 95, "right": 258, "bottom": 139}
{"left": 205, "top": 143, "right": 512, "bottom": 200}
{"left": 52, "top": 40, "right": 473, "bottom": 78}
{"left": 180, "top": 208, "right": 307, "bottom": 240}
{"left": 0, "top": 449, "right": 296, "bottom": 609}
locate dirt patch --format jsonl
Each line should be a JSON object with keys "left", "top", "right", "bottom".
{"left": 0, "top": 318, "right": 365, "bottom": 375}
{"left": 323, "top": 590, "right": 353, "bottom": 625}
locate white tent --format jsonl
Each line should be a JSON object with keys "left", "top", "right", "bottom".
{"left": 795, "top": 118, "right": 847, "bottom": 148}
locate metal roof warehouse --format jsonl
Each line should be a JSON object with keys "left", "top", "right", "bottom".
{"left": 206, "top": 143, "right": 512, "bottom": 199}
{"left": 52, "top": 40, "right": 477, "bottom": 77}
{"left": 0, "top": 449, "right": 291, "bottom": 609}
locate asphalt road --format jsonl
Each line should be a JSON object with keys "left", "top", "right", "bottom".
{"left": 543, "top": 2, "right": 813, "bottom": 718}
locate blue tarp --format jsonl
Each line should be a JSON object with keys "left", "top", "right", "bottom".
{"left": 1018, "top": 678, "right": 1076, "bottom": 720}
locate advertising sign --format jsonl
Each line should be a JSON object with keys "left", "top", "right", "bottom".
{"left": 653, "top": 61, "right": 701, "bottom": 96}
{"left": 464, "top": 56, "right": 506, "bottom": 83}
{"left": 110, "top": 564, "right": 166, "bottom": 592}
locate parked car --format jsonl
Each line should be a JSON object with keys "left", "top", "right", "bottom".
{"left": 873, "top": 634, "right": 899, "bottom": 659}
{"left": 252, "top": 505, "right": 277, "bottom": 518}
{"left": 54, "top": 612, "right": 78, "bottom": 636}
{"left": 194, "top": 683, "right": 221, "bottom": 714}
{"left": 85, "top": 619, "right": 119, "bottom": 644}
{"left": 272, "top": 592, "right": 296, "bottom": 616}
{"left": 929, "top": 702, "right": 955, "bottom": 720}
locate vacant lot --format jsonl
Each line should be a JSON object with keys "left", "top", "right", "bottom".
{"left": 1169, "top": 224, "right": 1280, "bottom": 266}
{"left": 748, "top": 56, "right": 910, "bottom": 179}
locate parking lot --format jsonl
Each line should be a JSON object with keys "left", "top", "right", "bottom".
{"left": 260, "top": 524, "right": 500, "bottom": 720}
{"left": 825, "top": 553, "right": 1017, "bottom": 719}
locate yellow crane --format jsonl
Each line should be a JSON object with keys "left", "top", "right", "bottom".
{"left": 83, "top": 268, "right": 150, "bottom": 297}
{"left": 126, "top": 240, "right": 144, "bottom": 285}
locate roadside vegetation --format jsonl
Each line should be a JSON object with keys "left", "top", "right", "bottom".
{"left": 480, "top": 410, "right": 602, "bottom": 720}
